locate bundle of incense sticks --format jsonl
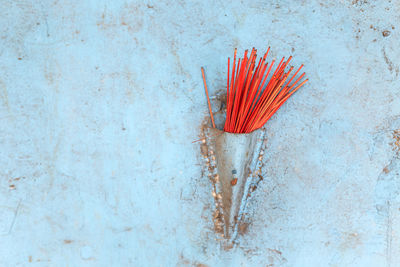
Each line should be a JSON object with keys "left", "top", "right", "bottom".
{"left": 202, "top": 47, "right": 308, "bottom": 133}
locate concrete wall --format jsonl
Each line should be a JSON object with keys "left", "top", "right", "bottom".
{"left": 0, "top": 0, "right": 399, "bottom": 266}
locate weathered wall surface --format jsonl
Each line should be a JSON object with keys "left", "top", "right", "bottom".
{"left": 0, "top": 0, "right": 399, "bottom": 266}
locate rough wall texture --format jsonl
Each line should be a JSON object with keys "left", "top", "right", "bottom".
{"left": 0, "top": 0, "right": 399, "bottom": 266}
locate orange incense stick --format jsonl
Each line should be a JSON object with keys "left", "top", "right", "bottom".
{"left": 201, "top": 67, "right": 216, "bottom": 128}
{"left": 223, "top": 48, "right": 307, "bottom": 133}
{"left": 201, "top": 47, "right": 307, "bottom": 133}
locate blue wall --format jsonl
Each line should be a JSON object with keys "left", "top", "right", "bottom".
{"left": 0, "top": 0, "right": 399, "bottom": 266}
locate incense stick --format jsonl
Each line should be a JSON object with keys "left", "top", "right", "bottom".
{"left": 201, "top": 67, "right": 216, "bottom": 128}
{"left": 224, "top": 48, "right": 307, "bottom": 133}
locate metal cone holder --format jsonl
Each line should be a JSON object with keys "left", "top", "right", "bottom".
{"left": 206, "top": 127, "right": 265, "bottom": 243}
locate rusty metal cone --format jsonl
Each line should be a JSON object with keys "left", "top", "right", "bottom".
{"left": 201, "top": 48, "right": 306, "bottom": 244}
{"left": 210, "top": 127, "right": 263, "bottom": 241}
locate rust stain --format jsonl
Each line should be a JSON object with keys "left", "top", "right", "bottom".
{"left": 97, "top": 3, "right": 143, "bottom": 35}
{"left": 340, "top": 232, "right": 362, "bottom": 250}
{"left": 351, "top": 0, "right": 368, "bottom": 5}
{"left": 383, "top": 166, "right": 390, "bottom": 174}
{"left": 392, "top": 129, "right": 400, "bottom": 152}
{"left": 268, "top": 248, "right": 283, "bottom": 255}
{"left": 199, "top": 119, "right": 224, "bottom": 236}
{"left": 178, "top": 254, "right": 209, "bottom": 267}
{"left": 44, "top": 58, "right": 62, "bottom": 90}
{"left": 200, "top": 143, "right": 208, "bottom": 155}
{"left": 63, "top": 239, "right": 73, "bottom": 244}
{"left": 230, "top": 178, "right": 238, "bottom": 186}
{"left": 238, "top": 221, "right": 250, "bottom": 235}
{"left": 382, "top": 48, "right": 399, "bottom": 76}
{"left": 382, "top": 30, "right": 391, "bottom": 37}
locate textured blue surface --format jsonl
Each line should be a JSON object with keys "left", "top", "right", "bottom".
{"left": 1, "top": 0, "right": 400, "bottom": 266}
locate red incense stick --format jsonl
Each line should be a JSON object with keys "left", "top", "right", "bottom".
{"left": 225, "top": 48, "right": 307, "bottom": 133}
{"left": 201, "top": 67, "right": 216, "bottom": 128}
{"left": 201, "top": 47, "right": 307, "bottom": 133}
